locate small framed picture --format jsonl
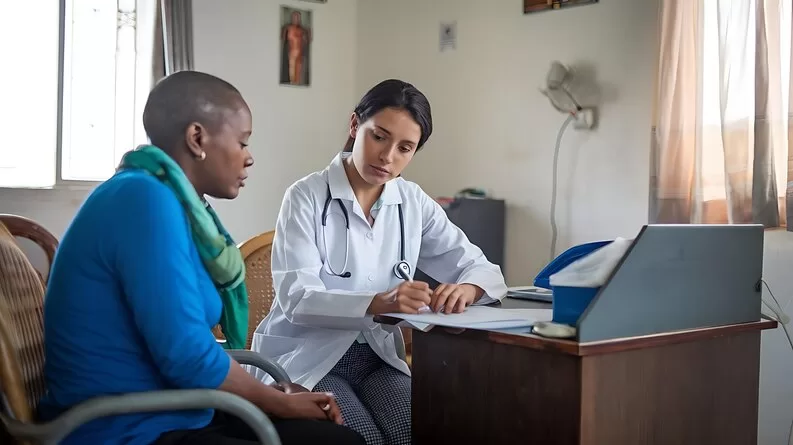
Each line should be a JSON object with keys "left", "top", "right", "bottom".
{"left": 280, "top": 6, "right": 313, "bottom": 87}
{"left": 524, "top": 0, "right": 598, "bottom": 14}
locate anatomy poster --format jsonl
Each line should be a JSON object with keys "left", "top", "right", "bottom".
{"left": 280, "top": 6, "right": 312, "bottom": 87}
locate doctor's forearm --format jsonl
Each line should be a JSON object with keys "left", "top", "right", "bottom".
{"left": 456, "top": 266, "right": 508, "bottom": 302}
{"left": 366, "top": 292, "right": 390, "bottom": 315}
{"left": 284, "top": 289, "right": 378, "bottom": 330}
{"left": 461, "top": 283, "right": 485, "bottom": 301}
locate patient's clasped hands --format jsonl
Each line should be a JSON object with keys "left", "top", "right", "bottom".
{"left": 272, "top": 391, "right": 343, "bottom": 425}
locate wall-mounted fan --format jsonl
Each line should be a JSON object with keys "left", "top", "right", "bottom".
{"left": 540, "top": 61, "right": 596, "bottom": 129}
{"left": 540, "top": 61, "right": 597, "bottom": 261}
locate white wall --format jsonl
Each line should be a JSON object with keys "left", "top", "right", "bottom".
{"left": 192, "top": 0, "right": 357, "bottom": 240}
{"left": 357, "top": 0, "right": 656, "bottom": 286}
{"left": 356, "top": 0, "right": 793, "bottom": 443}
{"left": 0, "top": 188, "right": 88, "bottom": 238}
{"left": 760, "top": 230, "right": 793, "bottom": 445}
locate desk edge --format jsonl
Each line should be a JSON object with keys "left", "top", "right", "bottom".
{"left": 380, "top": 316, "right": 779, "bottom": 357}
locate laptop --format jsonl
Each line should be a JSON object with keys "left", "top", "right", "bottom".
{"left": 506, "top": 286, "right": 553, "bottom": 303}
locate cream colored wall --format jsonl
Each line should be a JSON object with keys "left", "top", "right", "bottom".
{"left": 356, "top": 0, "right": 657, "bottom": 284}
{"left": 1, "top": 0, "right": 791, "bottom": 442}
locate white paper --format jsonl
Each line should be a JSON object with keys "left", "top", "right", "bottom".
{"left": 396, "top": 320, "right": 434, "bottom": 332}
{"left": 549, "top": 238, "right": 633, "bottom": 288}
{"left": 383, "top": 306, "right": 552, "bottom": 331}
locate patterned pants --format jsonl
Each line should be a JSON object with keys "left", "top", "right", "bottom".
{"left": 313, "top": 342, "right": 411, "bottom": 445}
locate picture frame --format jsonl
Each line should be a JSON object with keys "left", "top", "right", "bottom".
{"left": 279, "top": 6, "right": 313, "bottom": 87}
{"left": 524, "top": 0, "right": 599, "bottom": 14}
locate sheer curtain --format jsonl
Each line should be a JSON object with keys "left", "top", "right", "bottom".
{"left": 650, "top": 0, "right": 793, "bottom": 229}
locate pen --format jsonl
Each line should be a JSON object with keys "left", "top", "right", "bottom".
{"left": 395, "top": 264, "right": 432, "bottom": 314}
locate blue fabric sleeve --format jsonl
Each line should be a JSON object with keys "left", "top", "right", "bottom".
{"left": 111, "top": 176, "right": 231, "bottom": 389}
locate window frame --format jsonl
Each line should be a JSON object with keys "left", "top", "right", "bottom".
{"left": 2, "top": 0, "right": 151, "bottom": 191}
{"left": 53, "top": 0, "right": 97, "bottom": 190}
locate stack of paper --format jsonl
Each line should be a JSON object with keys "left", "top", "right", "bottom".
{"left": 382, "top": 306, "right": 553, "bottom": 332}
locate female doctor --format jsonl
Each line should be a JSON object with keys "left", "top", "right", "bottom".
{"left": 251, "top": 79, "right": 508, "bottom": 444}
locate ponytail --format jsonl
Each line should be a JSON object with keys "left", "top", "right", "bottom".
{"left": 342, "top": 136, "right": 354, "bottom": 153}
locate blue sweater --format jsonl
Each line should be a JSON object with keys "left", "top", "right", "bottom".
{"left": 39, "top": 170, "right": 232, "bottom": 445}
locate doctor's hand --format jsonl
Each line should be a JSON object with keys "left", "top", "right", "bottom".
{"left": 368, "top": 281, "right": 432, "bottom": 315}
{"left": 430, "top": 283, "right": 481, "bottom": 313}
{"left": 273, "top": 392, "right": 343, "bottom": 425}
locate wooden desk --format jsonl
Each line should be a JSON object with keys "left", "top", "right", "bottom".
{"left": 384, "top": 301, "right": 776, "bottom": 445}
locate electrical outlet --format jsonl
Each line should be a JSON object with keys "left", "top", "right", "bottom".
{"left": 573, "top": 108, "right": 595, "bottom": 130}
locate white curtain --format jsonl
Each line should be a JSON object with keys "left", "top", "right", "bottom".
{"left": 152, "top": 0, "right": 194, "bottom": 83}
{"left": 650, "top": 0, "right": 793, "bottom": 228}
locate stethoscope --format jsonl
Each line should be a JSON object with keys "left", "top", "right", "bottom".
{"left": 321, "top": 184, "right": 411, "bottom": 280}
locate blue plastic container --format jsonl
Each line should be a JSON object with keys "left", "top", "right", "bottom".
{"left": 534, "top": 241, "right": 612, "bottom": 325}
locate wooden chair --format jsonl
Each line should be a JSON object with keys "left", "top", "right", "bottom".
{"left": 0, "top": 214, "right": 59, "bottom": 285}
{"left": 0, "top": 222, "right": 47, "bottom": 428}
{"left": 0, "top": 221, "right": 288, "bottom": 445}
{"left": 212, "top": 231, "right": 276, "bottom": 348}
{"left": 216, "top": 230, "right": 409, "bottom": 362}
{"left": 238, "top": 230, "right": 277, "bottom": 349}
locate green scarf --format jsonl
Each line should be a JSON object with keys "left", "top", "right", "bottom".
{"left": 118, "top": 144, "right": 248, "bottom": 350}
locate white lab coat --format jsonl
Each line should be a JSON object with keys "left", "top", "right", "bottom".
{"left": 250, "top": 152, "right": 508, "bottom": 390}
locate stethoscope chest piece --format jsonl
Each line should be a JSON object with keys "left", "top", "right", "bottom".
{"left": 394, "top": 261, "right": 411, "bottom": 280}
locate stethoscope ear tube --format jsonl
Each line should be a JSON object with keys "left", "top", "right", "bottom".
{"left": 322, "top": 183, "right": 407, "bottom": 279}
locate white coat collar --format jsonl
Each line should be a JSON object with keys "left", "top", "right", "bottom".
{"left": 327, "top": 152, "right": 402, "bottom": 205}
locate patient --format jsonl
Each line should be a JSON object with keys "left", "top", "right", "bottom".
{"left": 38, "top": 71, "right": 364, "bottom": 445}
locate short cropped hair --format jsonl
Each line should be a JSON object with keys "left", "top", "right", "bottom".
{"left": 142, "top": 71, "right": 244, "bottom": 151}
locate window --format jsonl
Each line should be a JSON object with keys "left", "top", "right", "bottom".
{"left": 699, "top": 0, "right": 791, "bottom": 203}
{"left": 651, "top": 0, "right": 792, "bottom": 227}
{"left": 0, "top": 0, "right": 156, "bottom": 188}
{"left": 0, "top": 2, "right": 60, "bottom": 188}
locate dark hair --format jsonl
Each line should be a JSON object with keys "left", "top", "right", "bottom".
{"left": 343, "top": 79, "right": 433, "bottom": 152}
{"left": 143, "top": 70, "right": 245, "bottom": 152}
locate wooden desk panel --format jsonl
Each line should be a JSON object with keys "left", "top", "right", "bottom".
{"left": 412, "top": 331, "right": 582, "bottom": 445}
{"left": 579, "top": 331, "right": 761, "bottom": 445}
{"left": 407, "top": 320, "right": 775, "bottom": 445}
